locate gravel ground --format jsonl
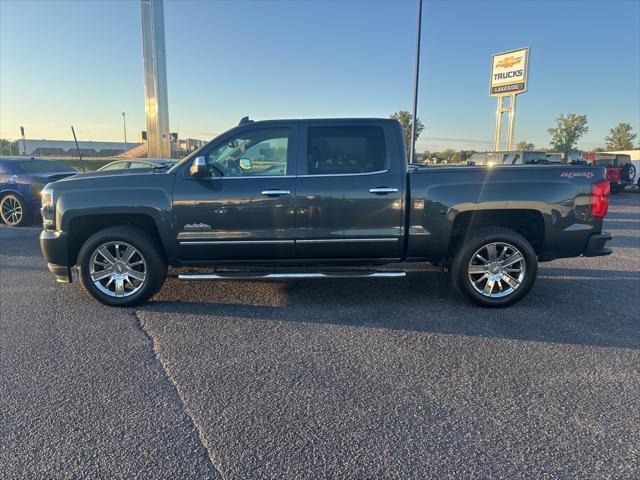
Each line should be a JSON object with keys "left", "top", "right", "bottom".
{"left": 1, "top": 193, "right": 639, "bottom": 479}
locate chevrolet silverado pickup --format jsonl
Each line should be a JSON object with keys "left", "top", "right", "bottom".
{"left": 40, "top": 118, "right": 612, "bottom": 308}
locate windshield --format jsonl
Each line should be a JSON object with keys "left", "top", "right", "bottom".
{"left": 15, "top": 160, "right": 74, "bottom": 173}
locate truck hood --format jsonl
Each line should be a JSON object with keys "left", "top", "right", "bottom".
{"left": 60, "top": 168, "right": 161, "bottom": 180}
{"left": 44, "top": 169, "right": 174, "bottom": 193}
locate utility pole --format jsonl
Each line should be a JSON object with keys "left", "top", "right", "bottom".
{"left": 122, "top": 112, "right": 128, "bottom": 154}
{"left": 409, "top": 0, "right": 423, "bottom": 164}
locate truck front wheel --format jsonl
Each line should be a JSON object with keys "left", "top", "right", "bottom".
{"left": 77, "top": 226, "right": 167, "bottom": 307}
{"left": 451, "top": 227, "right": 538, "bottom": 308}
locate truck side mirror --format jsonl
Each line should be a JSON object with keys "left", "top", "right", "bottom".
{"left": 189, "top": 156, "right": 208, "bottom": 178}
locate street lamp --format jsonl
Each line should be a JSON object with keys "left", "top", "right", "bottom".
{"left": 121, "top": 112, "right": 128, "bottom": 154}
{"left": 409, "top": 0, "right": 423, "bottom": 165}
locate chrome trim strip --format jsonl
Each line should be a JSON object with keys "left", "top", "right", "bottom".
{"left": 296, "top": 238, "right": 399, "bottom": 244}
{"left": 298, "top": 170, "right": 389, "bottom": 178}
{"left": 261, "top": 190, "right": 291, "bottom": 195}
{"left": 200, "top": 171, "right": 389, "bottom": 180}
{"left": 178, "top": 271, "right": 406, "bottom": 280}
{"left": 369, "top": 187, "right": 399, "bottom": 193}
{"left": 216, "top": 175, "right": 295, "bottom": 180}
{"left": 180, "top": 239, "right": 294, "bottom": 245}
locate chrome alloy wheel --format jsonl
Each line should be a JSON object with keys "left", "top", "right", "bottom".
{"left": 1, "top": 196, "right": 23, "bottom": 225}
{"left": 90, "top": 242, "right": 147, "bottom": 298}
{"left": 467, "top": 241, "right": 526, "bottom": 298}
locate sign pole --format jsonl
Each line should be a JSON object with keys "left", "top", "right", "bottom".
{"left": 141, "top": 0, "right": 171, "bottom": 159}
{"left": 507, "top": 94, "right": 517, "bottom": 150}
{"left": 494, "top": 96, "right": 503, "bottom": 151}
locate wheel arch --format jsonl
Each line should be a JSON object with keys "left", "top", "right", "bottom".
{"left": 449, "top": 209, "right": 545, "bottom": 256}
{"left": 67, "top": 213, "right": 167, "bottom": 265}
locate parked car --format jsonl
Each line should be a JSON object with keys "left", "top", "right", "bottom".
{"left": 0, "top": 157, "right": 76, "bottom": 226}
{"left": 98, "top": 159, "right": 176, "bottom": 172}
{"left": 467, "top": 150, "right": 582, "bottom": 166}
{"left": 40, "top": 118, "right": 612, "bottom": 308}
{"left": 582, "top": 153, "right": 635, "bottom": 193}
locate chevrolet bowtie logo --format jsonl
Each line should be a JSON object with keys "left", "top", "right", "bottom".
{"left": 496, "top": 56, "right": 522, "bottom": 68}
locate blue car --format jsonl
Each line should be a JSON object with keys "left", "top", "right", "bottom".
{"left": 0, "top": 157, "right": 76, "bottom": 226}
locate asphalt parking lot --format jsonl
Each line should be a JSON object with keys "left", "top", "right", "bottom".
{"left": 1, "top": 193, "right": 639, "bottom": 479}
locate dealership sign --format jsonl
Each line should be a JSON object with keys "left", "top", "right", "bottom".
{"left": 490, "top": 48, "right": 529, "bottom": 96}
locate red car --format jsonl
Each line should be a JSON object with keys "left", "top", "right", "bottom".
{"left": 582, "top": 153, "right": 636, "bottom": 193}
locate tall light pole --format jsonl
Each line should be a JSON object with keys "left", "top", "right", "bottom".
{"left": 409, "top": 0, "right": 423, "bottom": 164}
{"left": 121, "top": 112, "right": 128, "bottom": 154}
{"left": 20, "top": 126, "right": 26, "bottom": 155}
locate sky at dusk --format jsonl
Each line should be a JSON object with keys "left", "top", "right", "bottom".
{"left": 1, "top": 0, "right": 639, "bottom": 152}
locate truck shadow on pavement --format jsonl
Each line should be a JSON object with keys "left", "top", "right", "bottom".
{"left": 143, "top": 268, "right": 640, "bottom": 350}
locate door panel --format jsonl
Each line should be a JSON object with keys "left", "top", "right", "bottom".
{"left": 294, "top": 123, "right": 404, "bottom": 259}
{"left": 173, "top": 176, "right": 295, "bottom": 260}
{"left": 172, "top": 124, "right": 297, "bottom": 261}
{"left": 295, "top": 172, "right": 403, "bottom": 258}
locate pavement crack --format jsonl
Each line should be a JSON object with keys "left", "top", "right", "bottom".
{"left": 131, "top": 310, "right": 226, "bottom": 480}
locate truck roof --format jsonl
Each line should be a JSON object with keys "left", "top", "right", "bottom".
{"left": 236, "top": 117, "right": 398, "bottom": 126}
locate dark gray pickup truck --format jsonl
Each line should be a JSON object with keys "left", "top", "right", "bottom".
{"left": 40, "top": 118, "right": 612, "bottom": 308}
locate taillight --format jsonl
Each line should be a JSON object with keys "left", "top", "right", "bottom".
{"left": 590, "top": 180, "right": 610, "bottom": 219}
{"left": 606, "top": 168, "right": 621, "bottom": 181}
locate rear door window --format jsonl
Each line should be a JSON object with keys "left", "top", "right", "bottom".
{"left": 594, "top": 155, "right": 616, "bottom": 167}
{"left": 307, "top": 126, "right": 386, "bottom": 175}
{"left": 101, "top": 162, "right": 130, "bottom": 171}
{"left": 129, "top": 162, "right": 153, "bottom": 169}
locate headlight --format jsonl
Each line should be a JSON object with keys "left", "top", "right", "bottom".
{"left": 41, "top": 188, "right": 55, "bottom": 229}
{"left": 41, "top": 188, "right": 53, "bottom": 208}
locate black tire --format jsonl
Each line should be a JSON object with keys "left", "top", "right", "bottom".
{"left": 77, "top": 226, "right": 167, "bottom": 307}
{"left": 622, "top": 163, "right": 636, "bottom": 183}
{"left": 0, "top": 193, "right": 32, "bottom": 227}
{"left": 451, "top": 227, "right": 538, "bottom": 308}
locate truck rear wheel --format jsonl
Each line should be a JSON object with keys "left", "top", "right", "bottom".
{"left": 451, "top": 227, "right": 538, "bottom": 308}
{"left": 77, "top": 226, "right": 167, "bottom": 307}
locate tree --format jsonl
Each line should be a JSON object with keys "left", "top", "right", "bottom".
{"left": 547, "top": 113, "right": 588, "bottom": 151}
{"left": 605, "top": 123, "right": 637, "bottom": 150}
{"left": 390, "top": 110, "right": 425, "bottom": 158}
{"left": 0, "top": 138, "right": 20, "bottom": 155}
{"left": 517, "top": 141, "right": 535, "bottom": 150}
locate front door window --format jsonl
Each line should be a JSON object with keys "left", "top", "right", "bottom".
{"left": 206, "top": 128, "right": 289, "bottom": 177}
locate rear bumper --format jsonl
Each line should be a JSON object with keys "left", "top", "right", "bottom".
{"left": 40, "top": 229, "right": 72, "bottom": 283}
{"left": 584, "top": 231, "right": 613, "bottom": 257}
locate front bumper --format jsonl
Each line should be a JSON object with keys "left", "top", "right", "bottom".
{"left": 584, "top": 231, "right": 613, "bottom": 257}
{"left": 40, "top": 229, "right": 72, "bottom": 283}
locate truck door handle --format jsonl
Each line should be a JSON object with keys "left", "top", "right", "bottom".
{"left": 261, "top": 189, "right": 291, "bottom": 196}
{"left": 369, "top": 187, "right": 398, "bottom": 194}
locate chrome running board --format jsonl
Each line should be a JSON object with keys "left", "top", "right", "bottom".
{"left": 178, "top": 271, "right": 406, "bottom": 280}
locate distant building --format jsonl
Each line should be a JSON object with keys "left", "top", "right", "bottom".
{"left": 23, "top": 139, "right": 141, "bottom": 157}
{"left": 181, "top": 138, "right": 206, "bottom": 153}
